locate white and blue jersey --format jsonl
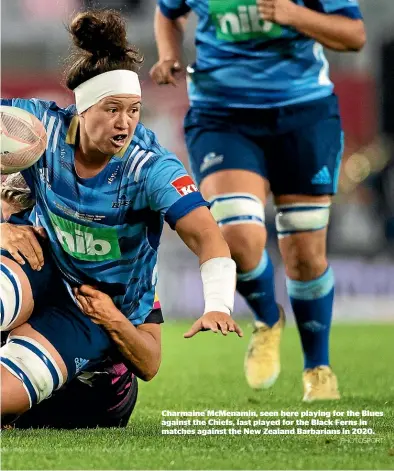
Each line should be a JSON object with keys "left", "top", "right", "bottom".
{"left": 1, "top": 98, "right": 208, "bottom": 325}
{"left": 158, "top": 0, "right": 362, "bottom": 109}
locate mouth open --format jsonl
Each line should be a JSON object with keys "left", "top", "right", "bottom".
{"left": 110, "top": 134, "right": 128, "bottom": 148}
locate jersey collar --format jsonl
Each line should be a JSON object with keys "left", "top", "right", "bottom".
{"left": 65, "top": 116, "right": 129, "bottom": 158}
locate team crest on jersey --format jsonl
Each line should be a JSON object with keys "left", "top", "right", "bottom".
{"left": 200, "top": 152, "right": 224, "bottom": 173}
{"left": 112, "top": 194, "right": 133, "bottom": 209}
{"left": 171, "top": 175, "right": 198, "bottom": 196}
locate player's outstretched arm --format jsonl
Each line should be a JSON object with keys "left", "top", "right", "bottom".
{"left": 150, "top": 7, "right": 188, "bottom": 86}
{"left": 175, "top": 206, "right": 243, "bottom": 339}
{"left": 257, "top": 0, "right": 366, "bottom": 52}
{"left": 73, "top": 285, "right": 161, "bottom": 382}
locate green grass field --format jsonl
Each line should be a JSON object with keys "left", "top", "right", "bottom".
{"left": 2, "top": 322, "right": 394, "bottom": 470}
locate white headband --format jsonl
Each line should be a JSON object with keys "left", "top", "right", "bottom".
{"left": 74, "top": 70, "right": 141, "bottom": 114}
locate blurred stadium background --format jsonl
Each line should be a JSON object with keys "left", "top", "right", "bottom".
{"left": 2, "top": 0, "right": 394, "bottom": 322}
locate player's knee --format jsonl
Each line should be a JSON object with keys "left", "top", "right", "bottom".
{"left": 283, "top": 239, "right": 327, "bottom": 279}
{"left": 1, "top": 365, "right": 30, "bottom": 418}
{"left": 222, "top": 225, "right": 266, "bottom": 271}
{"left": 275, "top": 203, "right": 330, "bottom": 279}
{"left": 0, "top": 334, "right": 65, "bottom": 409}
{"left": 209, "top": 193, "right": 266, "bottom": 270}
{"left": 0, "top": 258, "right": 34, "bottom": 331}
{"left": 0, "top": 264, "right": 24, "bottom": 331}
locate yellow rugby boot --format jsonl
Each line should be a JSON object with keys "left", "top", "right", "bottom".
{"left": 244, "top": 306, "right": 285, "bottom": 389}
{"left": 303, "top": 366, "right": 341, "bottom": 402}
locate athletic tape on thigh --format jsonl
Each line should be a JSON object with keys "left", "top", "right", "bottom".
{"left": 275, "top": 203, "right": 331, "bottom": 239}
{"left": 209, "top": 193, "right": 265, "bottom": 227}
{"left": 0, "top": 264, "right": 22, "bottom": 331}
{"left": 0, "top": 335, "right": 64, "bottom": 407}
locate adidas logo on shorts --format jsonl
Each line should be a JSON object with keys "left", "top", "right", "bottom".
{"left": 74, "top": 357, "right": 88, "bottom": 372}
{"left": 311, "top": 166, "right": 332, "bottom": 185}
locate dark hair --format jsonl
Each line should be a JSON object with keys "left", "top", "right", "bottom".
{"left": 64, "top": 9, "right": 143, "bottom": 91}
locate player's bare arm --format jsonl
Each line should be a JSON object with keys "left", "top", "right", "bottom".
{"left": 175, "top": 206, "right": 243, "bottom": 339}
{"left": 73, "top": 285, "right": 161, "bottom": 382}
{"left": 257, "top": 0, "right": 366, "bottom": 51}
{"left": 150, "top": 7, "right": 188, "bottom": 86}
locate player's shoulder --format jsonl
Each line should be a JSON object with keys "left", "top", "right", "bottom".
{"left": 132, "top": 122, "right": 171, "bottom": 157}
{"left": 124, "top": 123, "right": 184, "bottom": 183}
{"left": 11, "top": 98, "right": 75, "bottom": 120}
{"left": 32, "top": 101, "right": 77, "bottom": 152}
{"left": 13, "top": 98, "right": 77, "bottom": 142}
{"left": 37, "top": 100, "right": 76, "bottom": 124}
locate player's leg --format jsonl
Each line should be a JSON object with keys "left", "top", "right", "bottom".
{"left": 185, "top": 108, "right": 283, "bottom": 389}
{"left": 0, "top": 256, "right": 34, "bottom": 331}
{"left": 269, "top": 94, "right": 343, "bottom": 400}
{"left": 12, "top": 361, "right": 138, "bottom": 429}
{"left": 1, "top": 281, "right": 113, "bottom": 423}
{"left": 1, "top": 322, "right": 67, "bottom": 422}
{"left": 0, "top": 247, "right": 54, "bottom": 331}
{"left": 75, "top": 362, "right": 138, "bottom": 428}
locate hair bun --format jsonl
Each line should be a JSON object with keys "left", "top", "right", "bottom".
{"left": 69, "top": 10, "right": 127, "bottom": 57}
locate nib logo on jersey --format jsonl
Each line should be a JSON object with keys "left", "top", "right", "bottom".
{"left": 48, "top": 210, "right": 121, "bottom": 261}
{"left": 209, "top": 0, "right": 282, "bottom": 42}
{"left": 171, "top": 175, "right": 198, "bottom": 196}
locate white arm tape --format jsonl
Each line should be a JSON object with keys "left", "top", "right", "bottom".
{"left": 200, "top": 257, "right": 236, "bottom": 315}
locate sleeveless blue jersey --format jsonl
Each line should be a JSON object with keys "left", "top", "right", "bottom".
{"left": 2, "top": 98, "right": 208, "bottom": 325}
{"left": 158, "top": 0, "right": 362, "bottom": 108}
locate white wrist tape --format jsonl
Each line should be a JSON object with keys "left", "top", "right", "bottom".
{"left": 200, "top": 257, "right": 236, "bottom": 315}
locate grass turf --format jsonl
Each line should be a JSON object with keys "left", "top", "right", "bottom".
{"left": 2, "top": 322, "right": 394, "bottom": 470}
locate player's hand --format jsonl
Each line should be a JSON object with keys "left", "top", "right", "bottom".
{"left": 184, "top": 311, "right": 243, "bottom": 338}
{"left": 73, "top": 284, "right": 118, "bottom": 325}
{"left": 257, "top": 0, "right": 297, "bottom": 25}
{"left": 0, "top": 223, "right": 45, "bottom": 270}
{"left": 149, "top": 59, "right": 184, "bottom": 87}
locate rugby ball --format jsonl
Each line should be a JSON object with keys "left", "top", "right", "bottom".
{"left": 0, "top": 105, "right": 47, "bottom": 174}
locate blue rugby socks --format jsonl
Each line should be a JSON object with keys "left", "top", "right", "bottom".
{"left": 237, "top": 250, "right": 280, "bottom": 327}
{"left": 286, "top": 266, "right": 335, "bottom": 369}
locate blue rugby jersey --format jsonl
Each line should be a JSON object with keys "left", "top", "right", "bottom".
{"left": 2, "top": 98, "right": 208, "bottom": 324}
{"left": 158, "top": 0, "right": 362, "bottom": 109}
